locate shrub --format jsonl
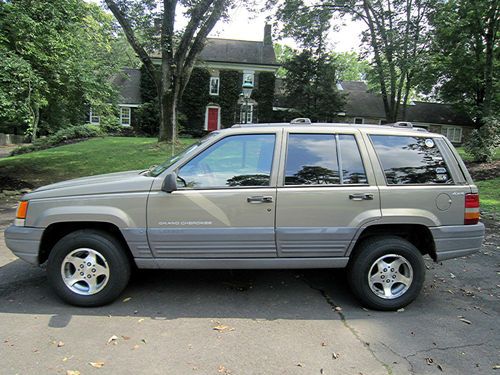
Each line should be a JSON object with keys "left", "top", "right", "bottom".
{"left": 464, "top": 116, "right": 500, "bottom": 162}
{"left": 11, "top": 124, "right": 105, "bottom": 155}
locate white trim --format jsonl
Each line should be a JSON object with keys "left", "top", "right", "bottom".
{"left": 89, "top": 108, "right": 100, "bottom": 125}
{"left": 354, "top": 117, "right": 364, "bottom": 124}
{"left": 204, "top": 105, "right": 221, "bottom": 131}
{"left": 118, "top": 103, "right": 140, "bottom": 108}
{"left": 240, "top": 103, "right": 254, "bottom": 124}
{"left": 209, "top": 76, "right": 220, "bottom": 96}
{"left": 153, "top": 58, "right": 279, "bottom": 72}
{"left": 120, "top": 106, "right": 131, "bottom": 127}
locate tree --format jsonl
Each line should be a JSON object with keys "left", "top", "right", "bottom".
{"left": 283, "top": 50, "right": 345, "bottom": 121}
{"left": 271, "top": 0, "right": 434, "bottom": 122}
{"left": 104, "top": 0, "right": 235, "bottom": 143}
{"left": 0, "top": 0, "right": 121, "bottom": 138}
{"left": 331, "top": 51, "right": 370, "bottom": 81}
{"left": 422, "top": 0, "right": 499, "bottom": 125}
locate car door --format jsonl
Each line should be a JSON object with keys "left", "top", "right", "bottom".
{"left": 147, "top": 132, "right": 280, "bottom": 258}
{"left": 275, "top": 129, "right": 381, "bottom": 258}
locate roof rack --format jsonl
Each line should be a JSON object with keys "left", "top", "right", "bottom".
{"left": 290, "top": 118, "right": 311, "bottom": 124}
{"left": 388, "top": 121, "right": 413, "bottom": 128}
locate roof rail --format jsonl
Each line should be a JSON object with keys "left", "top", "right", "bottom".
{"left": 290, "top": 118, "right": 311, "bottom": 124}
{"left": 388, "top": 121, "right": 413, "bottom": 128}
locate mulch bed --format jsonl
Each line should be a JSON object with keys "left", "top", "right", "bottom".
{"left": 465, "top": 160, "right": 500, "bottom": 181}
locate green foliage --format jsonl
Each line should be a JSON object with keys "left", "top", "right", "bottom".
{"left": 179, "top": 68, "right": 211, "bottom": 135}
{"left": 283, "top": 50, "right": 345, "bottom": 121}
{"left": 218, "top": 70, "right": 241, "bottom": 127}
{"left": 11, "top": 125, "right": 106, "bottom": 156}
{"left": 135, "top": 65, "right": 160, "bottom": 135}
{"left": 0, "top": 0, "right": 123, "bottom": 136}
{"left": 464, "top": 116, "right": 500, "bottom": 162}
{"left": 331, "top": 51, "right": 371, "bottom": 82}
{"left": 253, "top": 72, "right": 276, "bottom": 123}
{"left": 274, "top": 43, "right": 295, "bottom": 78}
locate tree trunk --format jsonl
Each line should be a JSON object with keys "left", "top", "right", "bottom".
{"left": 158, "top": 90, "right": 177, "bottom": 144}
{"left": 31, "top": 104, "right": 39, "bottom": 141}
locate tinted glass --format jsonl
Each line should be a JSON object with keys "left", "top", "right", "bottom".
{"left": 178, "top": 134, "right": 275, "bottom": 188}
{"left": 371, "top": 135, "right": 453, "bottom": 184}
{"left": 339, "top": 135, "right": 367, "bottom": 184}
{"left": 285, "top": 134, "right": 339, "bottom": 185}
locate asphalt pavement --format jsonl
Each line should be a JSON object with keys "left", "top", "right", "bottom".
{"left": 0, "top": 199, "right": 498, "bottom": 375}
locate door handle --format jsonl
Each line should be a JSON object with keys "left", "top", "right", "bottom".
{"left": 247, "top": 196, "right": 273, "bottom": 203}
{"left": 349, "top": 193, "right": 374, "bottom": 201}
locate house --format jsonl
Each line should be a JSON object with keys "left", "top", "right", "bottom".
{"left": 337, "top": 81, "right": 475, "bottom": 144}
{"left": 97, "top": 25, "right": 280, "bottom": 133}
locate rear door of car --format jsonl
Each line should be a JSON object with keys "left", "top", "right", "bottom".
{"left": 275, "top": 128, "right": 381, "bottom": 258}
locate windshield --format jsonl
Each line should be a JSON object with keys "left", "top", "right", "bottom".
{"left": 149, "top": 132, "right": 219, "bottom": 177}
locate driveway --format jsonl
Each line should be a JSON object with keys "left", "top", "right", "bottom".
{"left": 0, "top": 199, "right": 498, "bottom": 375}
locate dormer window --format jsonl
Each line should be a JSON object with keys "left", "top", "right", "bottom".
{"left": 209, "top": 77, "right": 219, "bottom": 95}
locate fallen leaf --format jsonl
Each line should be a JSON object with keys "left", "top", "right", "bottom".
{"left": 493, "top": 365, "right": 500, "bottom": 370}
{"left": 296, "top": 362, "right": 304, "bottom": 367}
{"left": 397, "top": 308, "right": 405, "bottom": 312}
{"left": 122, "top": 297, "right": 132, "bottom": 302}
{"left": 460, "top": 318, "right": 472, "bottom": 325}
{"left": 66, "top": 371, "right": 80, "bottom": 375}
{"left": 334, "top": 306, "right": 342, "bottom": 312}
{"left": 425, "top": 357, "right": 434, "bottom": 365}
{"left": 107, "top": 335, "right": 119, "bottom": 344}
{"left": 141, "top": 339, "right": 147, "bottom": 344}
{"left": 62, "top": 357, "right": 68, "bottom": 362}
{"left": 57, "top": 341, "right": 65, "bottom": 347}
{"left": 218, "top": 365, "right": 230, "bottom": 374}
{"left": 89, "top": 361, "right": 105, "bottom": 368}
{"left": 213, "top": 324, "right": 235, "bottom": 332}
{"left": 121, "top": 336, "right": 130, "bottom": 340}
{"left": 450, "top": 273, "right": 456, "bottom": 279}
{"left": 332, "top": 352, "right": 339, "bottom": 359}
{"left": 138, "top": 318, "right": 145, "bottom": 323}
{"left": 132, "top": 344, "right": 140, "bottom": 350}
{"left": 321, "top": 342, "right": 327, "bottom": 347}
{"left": 437, "top": 364, "right": 444, "bottom": 371}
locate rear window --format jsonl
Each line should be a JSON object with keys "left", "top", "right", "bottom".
{"left": 370, "top": 135, "right": 453, "bottom": 185}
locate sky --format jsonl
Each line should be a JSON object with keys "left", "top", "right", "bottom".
{"left": 87, "top": 0, "right": 366, "bottom": 52}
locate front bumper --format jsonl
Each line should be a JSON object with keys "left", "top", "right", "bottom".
{"left": 4, "top": 225, "right": 44, "bottom": 265}
{"left": 430, "top": 223, "right": 485, "bottom": 261}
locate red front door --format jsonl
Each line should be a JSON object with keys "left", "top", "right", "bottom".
{"left": 207, "top": 107, "right": 219, "bottom": 131}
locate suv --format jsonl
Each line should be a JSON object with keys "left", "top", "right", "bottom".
{"left": 4, "top": 122, "right": 485, "bottom": 310}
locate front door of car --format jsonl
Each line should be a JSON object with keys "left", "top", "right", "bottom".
{"left": 147, "top": 132, "right": 280, "bottom": 258}
{"left": 275, "top": 131, "right": 381, "bottom": 257}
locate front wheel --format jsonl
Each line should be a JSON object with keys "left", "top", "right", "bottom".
{"left": 347, "top": 236, "right": 425, "bottom": 311}
{"left": 47, "top": 230, "right": 131, "bottom": 307}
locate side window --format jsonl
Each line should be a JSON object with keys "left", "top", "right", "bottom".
{"left": 178, "top": 134, "right": 275, "bottom": 188}
{"left": 285, "top": 134, "right": 339, "bottom": 185}
{"left": 370, "top": 135, "right": 453, "bottom": 185}
{"left": 339, "top": 135, "right": 367, "bottom": 184}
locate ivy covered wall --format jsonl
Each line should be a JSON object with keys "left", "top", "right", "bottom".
{"left": 137, "top": 66, "right": 276, "bottom": 136}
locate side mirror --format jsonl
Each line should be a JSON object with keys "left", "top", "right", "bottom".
{"left": 162, "top": 172, "right": 178, "bottom": 193}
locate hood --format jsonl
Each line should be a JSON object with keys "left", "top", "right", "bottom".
{"left": 25, "top": 170, "right": 156, "bottom": 200}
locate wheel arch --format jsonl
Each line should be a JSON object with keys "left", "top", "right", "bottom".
{"left": 347, "top": 223, "right": 437, "bottom": 261}
{"left": 39, "top": 222, "right": 135, "bottom": 266}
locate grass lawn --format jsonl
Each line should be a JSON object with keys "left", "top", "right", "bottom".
{"left": 0, "top": 137, "right": 197, "bottom": 187}
{"left": 456, "top": 146, "right": 500, "bottom": 162}
{"left": 476, "top": 178, "right": 499, "bottom": 215}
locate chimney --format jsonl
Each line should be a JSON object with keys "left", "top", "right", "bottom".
{"left": 263, "top": 24, "right": 272, "bottom": 45}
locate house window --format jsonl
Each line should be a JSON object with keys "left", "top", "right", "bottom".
{"left": 354, "top": 117, "right": 364, "bottom": 124}
{"left": 89, "top": 108, "right": 100, "bottom": 124}
{"left": 240, "top": 103, "right": 253, "bottom": 124}
{"left": 209, "top": 77, "right": 219, "bottom": 95}
{"left": 120, "top": 107, "right": 131, "bottom": 126}
{"left": 442, "top": 126, "right": 462, "bottom": 143}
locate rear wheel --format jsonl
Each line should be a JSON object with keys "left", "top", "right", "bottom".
{"left": 47, "top": 230, "right": 130, "bottom": 307}
{"left": 347, "top": 236, "right": 425, "bottom": 311}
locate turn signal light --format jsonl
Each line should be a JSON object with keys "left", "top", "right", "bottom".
{"left": 16, "top": 201, "right": 29, "bottom": 219}
{"left": 464, "top": 193, "right": 480, "bottom": 225}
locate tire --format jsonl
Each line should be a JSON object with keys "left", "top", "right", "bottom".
{"left": 47, "top": 229, "right": 131, "bottom": 307}
{"left": 347, "top": 236, "right": 425, "bottom": 311}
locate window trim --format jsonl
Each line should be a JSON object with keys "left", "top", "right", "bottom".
{"left": 282, "top": 132, "right": 369, "bottom": 187}
{"left": 120, "top": 106, "right": 131, "bottom": 126}
{"left": 368, "top": 134, "right": 455, "bottom": 186}
{"left": 354, "top": 117, "right": 364, "bottom": 125}
{"left": 176, "top": 133, "right": 278, "bottom": 190}
{"left": 442, "top": 126, "right": 462, "bottom": 143}
{"left": 89, "top": 108, "right": 100, "bottom": 125}
{"left": 209, "top": 76, "right": 220, "bottom": 96}
{"left": 239, "top": 103, "right": 254, "bottom": 124}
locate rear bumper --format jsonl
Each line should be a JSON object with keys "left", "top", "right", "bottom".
{"left": 4, "top": 225, "right": 44, "bottom": 265}
{"left": 430, "top": 223, "right": 485, "bottom": 261}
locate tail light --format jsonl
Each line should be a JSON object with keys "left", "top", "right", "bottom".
{"left": 464, "top": 193, "right": 480, "bottom": 225}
